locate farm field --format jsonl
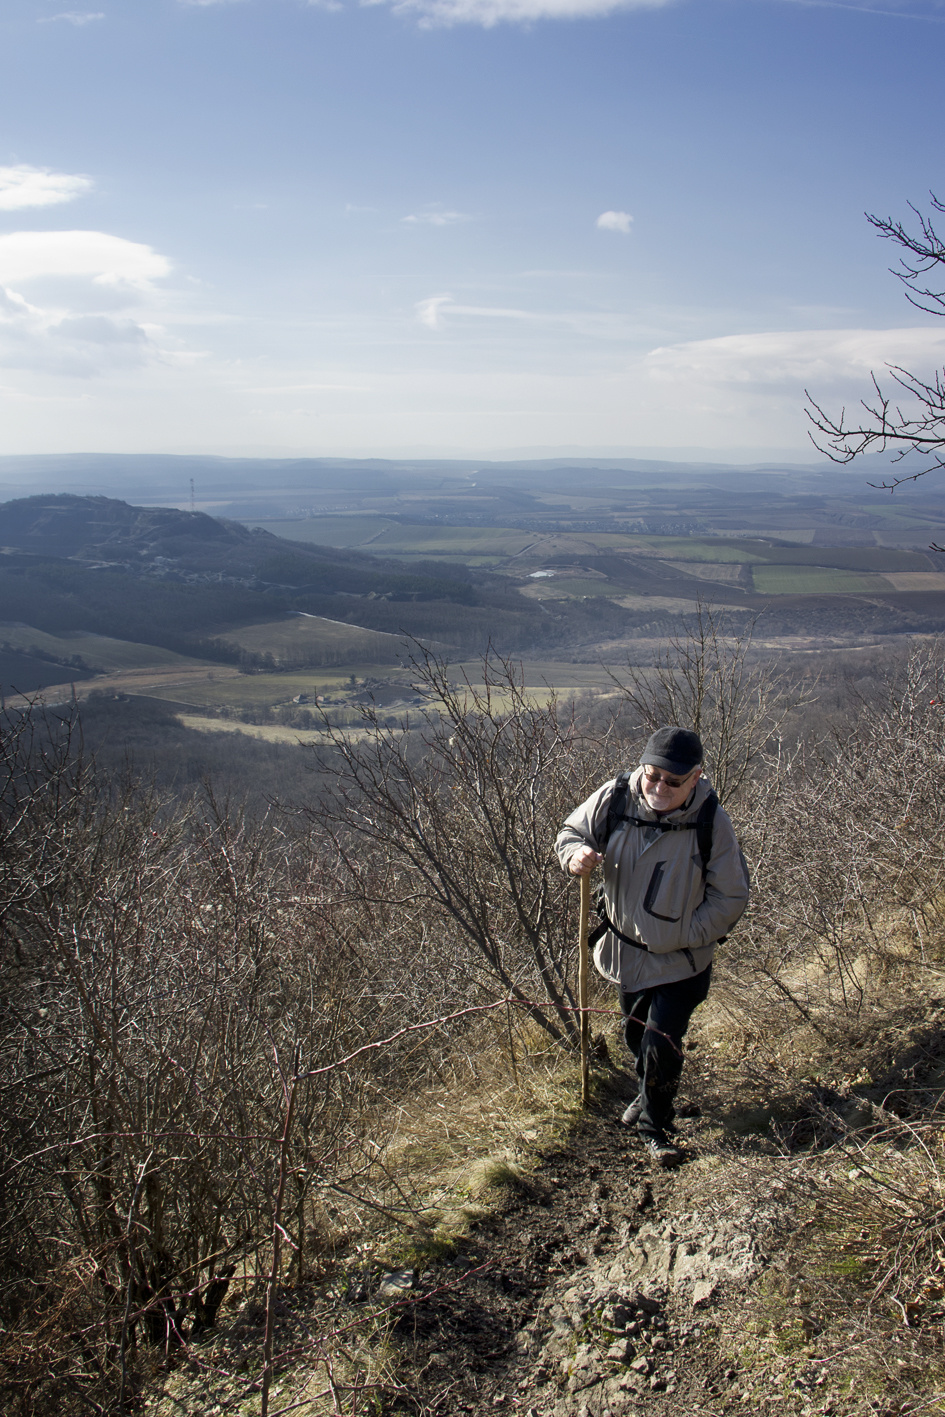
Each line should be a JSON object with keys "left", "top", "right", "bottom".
{"left": 449, "top": 659, "right": 620, "bottom": 691}
{"left": 518, "top": 577, "right": 618, "bottom": 599}
{"left": 175, "top": 714, "right": 382, "bottom": 746}
{"left": 249, "top": 515, "right": 397, "bottom": 547}
{"left": 882, "top": 572, "right": 945, "bottom": 591}
{"left": 750, "top": 566, "right": 892, "bottom": 595}
{"left": 642, "top": 539, "right": 931, "bottom": 571}
{"left": 17, "top": 651, "right": 625, "bottom": 723}
{"left": 610, "top": 594, "right": 702, "bottom": 614}
{"left": 626, "top": 537, "right": 757, "bottom": 563}
{"left": 660, "top": 561, "right": 747, "bottom": 583}
{"left": 6, "top": 662, "right": 243, "bottom": 711}
{"left": 259, "top": 517, "right": 939, "bottom": 613}
{"left": 11, "top": 482, "right": 945, "bottom": 719}
{"left": 255, "top": 519, "right": 538, "bottom": 563}
{"left": 0, "top": 623, "right": 212, "bottom": 672}
{"left": 212, "top": 614, "right": 416, "bottom": 667}
{"left": 715, "top": 541, "right": 930, "bottom": 571}
{"left": 252, "top": 518, "right": 935, "bottom": 578}
{"left": 134, "top": 665, "right": 409, "bottom": 710}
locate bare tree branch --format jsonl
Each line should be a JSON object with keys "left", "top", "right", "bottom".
{"left": 805, "top": 193, "right": 945, "bottom": 492}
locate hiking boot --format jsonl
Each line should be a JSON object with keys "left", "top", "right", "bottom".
{"left": 621, "top": 1096, "right": 643, "bottom": 1127}
{"left": 641, "top": 1133, "right": 683, "bottom": 1168}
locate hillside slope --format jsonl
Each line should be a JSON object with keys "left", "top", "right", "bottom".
{"left": 0, "top": 494, "right": 583, "bottom": 670}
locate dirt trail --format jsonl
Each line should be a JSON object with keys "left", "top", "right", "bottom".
{"left": 381, "top": 1077, "right": 806, "bottom": 1417}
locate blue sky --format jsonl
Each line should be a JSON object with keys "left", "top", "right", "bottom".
{"left": 2, "top": 0, "right": 944, "bottom": 459}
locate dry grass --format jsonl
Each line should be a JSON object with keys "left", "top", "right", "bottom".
{"left": 211, "top": 614, "right": 411, "bottom": 667}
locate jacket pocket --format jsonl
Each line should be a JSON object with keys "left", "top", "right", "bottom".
{"left": 642, "top": 860, "right": 681, "bottom": 922}
{"left": 629, "top": 852, "right": 698, "bottom": 953}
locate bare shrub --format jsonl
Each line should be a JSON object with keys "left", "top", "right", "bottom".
{"left": 0, "top": 704, "right": 442, "bottom": 1413}
{"left": 723, "top": 641, "right": 945, "bottom": 1042}
{"left": 300, "top": 647, "right": 608, "bottom": 1049}
{"left": 605, "top": 603, "right": 808, "bottom": 801}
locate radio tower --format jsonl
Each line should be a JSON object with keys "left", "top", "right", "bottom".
{"left": 190, "top": 478, "right": 195, "bottom": 512}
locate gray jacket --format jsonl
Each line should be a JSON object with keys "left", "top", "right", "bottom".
{"left": 556, "top": 768, "right": 750, "bottom": 990}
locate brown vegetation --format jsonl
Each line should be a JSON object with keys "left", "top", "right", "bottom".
{"left": 3, "top": 633, "right": 945, "bottom": 1415}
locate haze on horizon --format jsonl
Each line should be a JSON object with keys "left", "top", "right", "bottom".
{"left": 2, "top": 0, "right": 944, "bottom": 465}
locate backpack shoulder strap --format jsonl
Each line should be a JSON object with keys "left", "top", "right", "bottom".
{"left": 602, "top": 770, "right": 633, "bottom": 850}
{"left": 600, "top": 774, "right": 719, "bottom": 876}
{"left": 696, "top": 790, "right": 719, "bottom": 879}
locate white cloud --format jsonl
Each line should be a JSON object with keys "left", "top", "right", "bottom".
{"left": 39, "top": 12, "right": 105, "bottom": 23}
{"left": 596, "top": 209, "right": 633, "bottom": 234}
{"left": 0, "top": 165, "right": 93, "bottom": 211}
{"left": 0, "top": 229, "right": 178, "bottom": 377}
{"left": 0, "top": 231, "right": 171, "bottom": 289}
{"left": 402, "top": 209, "right": 471, "bottom": 226}
{"left": 371, "top": 0, "right": 669, "bottom": 26}
{"left": 644, "top": 327, "right": 945, "bottom": 387}
{"left": 416, "top": 294, "right": 454, "bottom": 329}
{"left": 0, "top": 283, "right": 158, "bottom": 377}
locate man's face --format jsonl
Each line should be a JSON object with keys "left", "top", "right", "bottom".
{"left": 640, "top": 764, "right": 702, "bottom": 813}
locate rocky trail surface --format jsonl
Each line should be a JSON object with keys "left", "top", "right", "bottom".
{"left": 376, "top": 1080, "right": 813, "bottom": 1417}
{"left": 162, "top": 1063, "right": 938, "bottom": 1417}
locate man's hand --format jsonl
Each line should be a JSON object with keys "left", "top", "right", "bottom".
{"left": 568, "top": 845, "right": 603, "bottom": 877}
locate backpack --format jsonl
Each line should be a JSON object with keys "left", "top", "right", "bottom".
{"left": 587, "top": 771, "right": 720, "bottom": 955}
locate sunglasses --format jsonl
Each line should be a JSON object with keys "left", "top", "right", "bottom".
{"left": 642, "top": 766, "right": 700, "bottom": 790}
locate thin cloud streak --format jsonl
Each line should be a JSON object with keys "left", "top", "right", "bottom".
{"left": 39, "top": 12, "right": 106, "bottom": 23}
{"left": 377, "top": 0, "right": 670, "bottom": 27}
{"left": 402, "top": 209, "right": 471, "bottom": 226}
{"left": 415, "top": 295, "right": 531, "bottom": 328}
{"left": 781, "top": 0, "right": 945, "bottom": 17}
{"left": 246, "top": 382, "right": 373, "bottom": 392}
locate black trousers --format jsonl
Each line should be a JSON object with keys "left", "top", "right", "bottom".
{"left": 620, "top": 963, "right": 713, "bottom": 1138}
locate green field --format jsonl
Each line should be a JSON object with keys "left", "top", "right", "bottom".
{"left": 251, "top": 516, "right": 397, "bottom": 547}
{"left": 253, "top": 518, "right": 544, "bottom": 562}
{"left": 143, "top": 666, "right": 412, "bottom": 710}
{"left": 366, "top": 525, "right": 537, "bottom": 558}
{"left": 726, "top": 542, "right": 930, "bottom": 572}
{"left": 751, "top": 566, "right": 892, "bottom": 595}
{"left": 625, "top": 537, "right": 931, "bottom": 572}
{"left": 627, "top": 538, "right": 754, "bottom": 563}
{"left": 245, "top": 519, "right": 937, "bottom": 581}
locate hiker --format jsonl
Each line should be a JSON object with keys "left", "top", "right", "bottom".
{"left": 556, "top": 727, "right": 749, "bottom": 1168}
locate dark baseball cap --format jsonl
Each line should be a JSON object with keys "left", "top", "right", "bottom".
{"left": 641, "top": 727, "right": 703, "bottom": 776}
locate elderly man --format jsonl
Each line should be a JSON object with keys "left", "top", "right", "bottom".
{"left": 556, "top": 727, "right": 749, "bottom": 1167}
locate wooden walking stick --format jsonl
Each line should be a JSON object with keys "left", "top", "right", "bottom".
{"left": 579, "top": 873, "right": 590, "bottom": 1105}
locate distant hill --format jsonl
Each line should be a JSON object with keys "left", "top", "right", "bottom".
{"left": 0, "top": 493, "right": 622, "bottom": 674}
{"left": 0, "top": 494, "right": 258, "bottom": 564}
{"left": 0, "top": 493, "right": 479, "bottom": 597}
